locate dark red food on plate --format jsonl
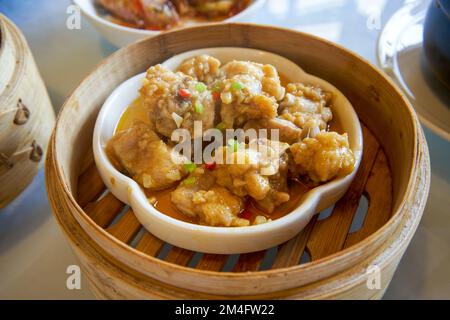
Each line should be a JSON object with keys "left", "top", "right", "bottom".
{"left": 96, "top": 0, "right": 253, "bottom": 30}
{"left": 97, "top": 0, "right": 180, "bottom": 30}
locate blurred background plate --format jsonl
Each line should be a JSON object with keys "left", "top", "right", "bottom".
{"left": 377, "top": 0, "right": 450, "bottom": 141}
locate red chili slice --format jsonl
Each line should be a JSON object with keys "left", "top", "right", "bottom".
{"left": 178, "top": 88, "right": 192, "bottom": 99}
{"left": 203, "top": 162, "right": 217, "bottom": 170}
{"left": 239, "top": 209, "right": 253, "bottom": 220}
{"left": 212, "top": 91, "right": 220, "bottom": 101}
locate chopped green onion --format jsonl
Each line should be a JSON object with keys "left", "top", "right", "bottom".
{"left": 195, "top": 82, "right": 207, "bottom": 93}
{"left": 231, "top": 82, "right": 244, "bottom": 91}
{"left": 183, "top": 162, "right": 197, "bottom": 173}
{"left": 215, "top": 122, "right": 226, "bottom": 131}
{"left": 183, "top": 176, "right": 197, "bottom": 186}
{"left": 228, "top": 139, "right": 239, "bottom": 152}
{"left": 212, "top": 81, "right": 222, "bottom": 92}
{"left": 194, "top": 101, "right": 204, "bottom": 114}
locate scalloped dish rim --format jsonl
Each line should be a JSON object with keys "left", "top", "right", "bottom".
{"left": 92, "top": 47, "right": 363, "bottom": 253}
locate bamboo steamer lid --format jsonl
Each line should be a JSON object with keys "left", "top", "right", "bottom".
{"left": 0, "top": 14, "right": 55, "bottom": 208}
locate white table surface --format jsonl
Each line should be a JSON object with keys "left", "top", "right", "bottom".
{"left": 0, "top": 0, "right": 449, "bottom": 300}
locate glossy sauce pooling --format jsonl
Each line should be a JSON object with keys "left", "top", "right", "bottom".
{"left": 116, "top": 96, "right": 149, "bottom": 132}
{"left": 145, "top": 179, "right": 312, "bottom": 225}
{"left": 246, "top": 180, "right": 312, "bottom": 222}
{"left": 144, "top": 187, "right": 196, "bottom": 224}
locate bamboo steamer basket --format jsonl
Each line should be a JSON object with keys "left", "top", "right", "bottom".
{"left": 0, "top": 14, "right": 55, "bottom": 208}
{"left": 46, "top": 24, "right": 430, "bottom": 299}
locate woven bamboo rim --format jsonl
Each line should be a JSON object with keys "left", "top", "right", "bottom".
{"left": 0, "top": 14, "right": 54, "bottom": 208}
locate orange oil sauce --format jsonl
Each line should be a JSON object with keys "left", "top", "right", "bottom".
{"left": 144, "top": 180, "right": 312, "bottom": 225}
{"left": 246, "top": 180, "right": 312, "bottom": 223}
{"left": 115, "top": 96, "right": 148, "bottom": 132}
{"left": 144, "top": 187, "right": 197, "bottom": 224}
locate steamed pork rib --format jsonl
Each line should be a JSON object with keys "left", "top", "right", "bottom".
{"left": 220, "top": 60, "right": 285, "bottom": 101}
{"left": 289, "top": 131, "right": 355, "bottom": 183}
{"left": 212, "top": 139, "right": 290, "bottom": 213}
{"left": 215, "top": 61, "right": 285, "bottom": 128}
{"left": 106, "top": 122, "right": 188, "bottom": 190}
{"left": 140, "top": 65, "right": 215, "bottom": 138}
{"left": 279, "top": 83, "right": 333, "bottom": 130}
{"left": 96, "top": 0, "right": 180, "bottom": 30}
{"left": 178, "top": 55, "right": 222, "bottom": 85}
{"left": 244, "top": 118, "right": 303, "bottom": 145}
{"left": 219, "top": 75, "right": 278, "bottom": 129}
{"left": 171, "top": 169, "right": 249, "bottom": 227}
{"left": 107, "top": 54, "right": 358, "bottom": 227}
{"left": 254, "top": 150, "right": 291, "bottom": 213}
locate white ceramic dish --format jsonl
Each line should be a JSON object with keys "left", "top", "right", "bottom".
{"left": 93, "top": 47, "right": 363, "bottom": 254}
{"left": 74, "top": 0, "right": 266, "bottom": 47}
